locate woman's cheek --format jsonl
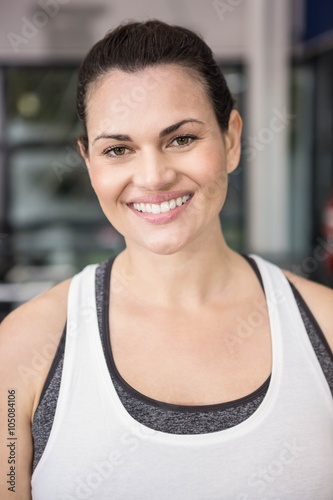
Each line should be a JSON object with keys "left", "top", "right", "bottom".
{"left": 88, "top": 161, "right": 112, "bottom": 192}
{"left": 89, "top": 164, "right": 129, "bottom": 208}
{"left": 88, "top": 170, "right": 103, "bottom": 198}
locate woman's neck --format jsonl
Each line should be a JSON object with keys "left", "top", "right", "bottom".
{"left": 112, "top": 228, "right": 240, "bottom": 309}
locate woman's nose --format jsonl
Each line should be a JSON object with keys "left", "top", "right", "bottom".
{"left": 133, "top": 149, "right": 177, "bottom": 191}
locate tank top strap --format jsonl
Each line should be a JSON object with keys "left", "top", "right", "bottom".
{"left": 250, "top": 254, "right": 333, "bottom": 406}
{"left": 66, "top": 263, "right": 99, "bottom": 339}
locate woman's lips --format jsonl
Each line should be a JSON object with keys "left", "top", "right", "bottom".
{"left": 128, "top": 193, "right": 193, "bottom": 225}
{"left": 132, "top": 194, "right": 191, "bottom": 214}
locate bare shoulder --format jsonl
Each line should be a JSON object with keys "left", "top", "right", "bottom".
{"left": 283, "top": 269, "right": 333, "bottom": 353}
{"left": 0, "top": 278, "right": 71, "bottom": 498}
{"left": 0, "top": 277, "right": 71, "bottom": 414}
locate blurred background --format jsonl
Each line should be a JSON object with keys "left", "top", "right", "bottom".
{"left": 0, "top": 0, "right": 332, "bottom": 319}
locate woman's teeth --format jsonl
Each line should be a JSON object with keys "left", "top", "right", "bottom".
{"left": 133, "top": 195, "right": 191, "bottom": 214}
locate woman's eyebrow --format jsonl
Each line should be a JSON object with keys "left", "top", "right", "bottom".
{"left": 159, "top": 119, "right": 204, "bottom": 138}
{"left": 92, "top": 119, "right": 204, "bottom": 145}
{"left": 92, "top": 133, "right": 131, "bottom": 144}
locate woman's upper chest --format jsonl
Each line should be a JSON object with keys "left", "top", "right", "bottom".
{"left": 108, "top": 291, "right": 272, "bottom": 406}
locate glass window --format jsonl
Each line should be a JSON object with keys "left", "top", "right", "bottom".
{"left": 0, "top": 63, "right": 246, "bottom": 308}
{"left": 5, "top": 67, "right": 80, "bottom": 144}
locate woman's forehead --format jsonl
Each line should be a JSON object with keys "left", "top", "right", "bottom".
{"left": 88, "top": 65, "right": 206, "bottom": 102}
{"left": 85, "top": 64, "right": 212, "bottom": 129}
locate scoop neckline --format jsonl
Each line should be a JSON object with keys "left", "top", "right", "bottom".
{"left": 96, "top": 255, "right": 280, "bottom": 437}
{"left": 100, "top": 255, "right": 272, "bottom": 413}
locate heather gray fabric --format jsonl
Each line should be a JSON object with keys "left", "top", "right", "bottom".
{"left": 32, "top": 258, "right": 333, "bottom": 471}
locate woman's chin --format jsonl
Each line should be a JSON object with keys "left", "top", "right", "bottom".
{"left": 125, "top": 233, "right": 193, "bottom": 257}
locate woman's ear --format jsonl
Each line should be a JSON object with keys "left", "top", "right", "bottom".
{"left": 224, "top": 110, "right": 243, "bottom": 174}
{"left": 77, "top": 138, "right": 91, "bottom": 171}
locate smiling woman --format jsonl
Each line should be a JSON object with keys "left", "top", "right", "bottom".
{"left": 79, "top": 63, "right": 240, "bottom": 254}
{"left": 0, "top": 20, "right": 333, "bottom": 500}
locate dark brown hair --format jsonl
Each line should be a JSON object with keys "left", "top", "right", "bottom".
{"left": 77, "top": 19, "right": 235, "bottom": 153}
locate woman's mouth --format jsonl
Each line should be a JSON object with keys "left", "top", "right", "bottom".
{"left": 133, "top": 195, "right": 191, "bottom": 214}
{"left": 128, "top": 193, "right": 193, "bottom": 225}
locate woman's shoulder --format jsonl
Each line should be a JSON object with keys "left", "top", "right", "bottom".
{"left": 283, "top": 269, "right": 333, "bottom": 353}
{"left": 0, "top": 278, "right": 72, "bottom": 496}
{"left": 0, "top": 276, "right": 71, "bottom": 338}
{"left": 0, "top": 278, "right": 72, "bottom": 416}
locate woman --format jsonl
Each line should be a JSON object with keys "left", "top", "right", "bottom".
{"left": 0, "top": 20, "right": 332, "bottom": 499}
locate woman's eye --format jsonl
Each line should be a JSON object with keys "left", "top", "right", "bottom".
{"left": 170, "top": 135, "right": 197, "bottom": 147}
{"left": 103, "top": 146, "right": 129, "bottom": 157}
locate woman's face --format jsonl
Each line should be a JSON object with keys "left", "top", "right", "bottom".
{"left": 81, "top": 64, "right": 242, "bottom": 255}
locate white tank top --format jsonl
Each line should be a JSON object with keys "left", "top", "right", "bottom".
{"left": 31, "top": 255, "right": 333, "bottom": 499}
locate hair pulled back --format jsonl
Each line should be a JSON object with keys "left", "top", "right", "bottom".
{"left": 77, "top": 19, "right": 235, "bottom": 152}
